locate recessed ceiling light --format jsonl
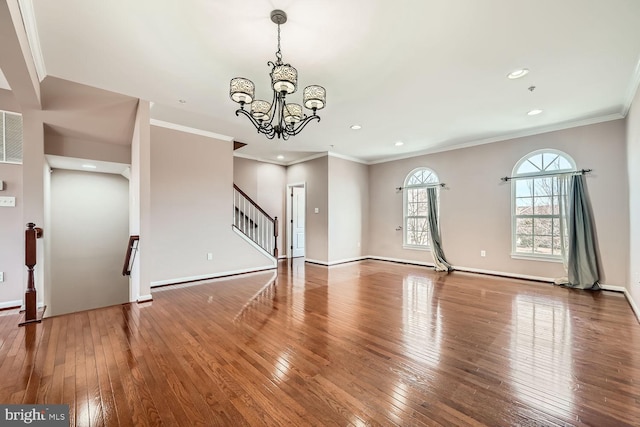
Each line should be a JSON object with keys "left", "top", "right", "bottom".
{"left": 350, "top": 125, "right": 362, "bottom": 130}
{"left": 507, "top": 68, "right": 529, "bottom": 79}
{"left": 82, "top": 164, "right": 97, "bottom": 169}
{"left": 394, "top": 141, "right": 404, "bottom": 147}
{"left": 276, "top": 155, "right": 285, "bottom": 160}
{"left": 527, "top": 109, "right": 543, "bottom": 116}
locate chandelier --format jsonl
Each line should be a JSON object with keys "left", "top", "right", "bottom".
{"left": 229, "top": 10, "right": 326, "bottom": 140}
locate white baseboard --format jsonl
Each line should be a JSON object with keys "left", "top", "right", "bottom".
{"left": 367, "top": 255, "right": 435, "bottom": 268}
{"left": 0, "top": 299, "right": 22, "bottom": 310}
{"left": 137, "top": 294, "right": 153, "bottom": 303}
{"left": 231, "top": 226, "right": 278, "bottom": 266}
{"left": 452, "top": 266, "right": 554, "bottom": 283}
{"left": 304, "top": 258, "right": 329, "bottom": 266}
{"left": 305, "top": 256, "right": 368, "bottom": 266}
{"left": 623, "top": 289, "right": 640, "bottom": 324}
{"left": 150, "top": 265, "right": 277, "bottom": 288}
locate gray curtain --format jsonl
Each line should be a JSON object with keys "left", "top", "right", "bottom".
{"left": 566, "top": 175, "right": 600, "bottom": 289}
{"left": 427, "top": 187, "right": 452, "bottom": 272}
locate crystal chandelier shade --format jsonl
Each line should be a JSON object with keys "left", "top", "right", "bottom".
{"left": 229, "top": 10, "right": 326, "bottom": 140}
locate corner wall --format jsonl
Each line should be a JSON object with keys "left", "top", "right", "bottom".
{"left": 0, "top": 163, "right": 24, "bottom": 308}
{"left": 286, "top": 156, "right": 329, "bottom": 263}
{"left": 328, "top": 156, "right": 369, "bottom": 263}
{"left": 150, "top": 125, "right": 275, "bottom": 285}
{"left": 627, "top": 85, "right": 640, "bottom": 315}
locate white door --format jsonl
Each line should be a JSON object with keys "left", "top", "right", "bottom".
{"left": 291, "top": 186, "right": 305, "bottom": 257}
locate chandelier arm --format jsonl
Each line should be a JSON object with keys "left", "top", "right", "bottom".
{"left": 288, "top": 114, "right": 321, "bottom": 136}
{"left": 236, "top": 108, "right": 277, "bottom": 139}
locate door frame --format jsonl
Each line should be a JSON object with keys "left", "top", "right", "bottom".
{"left": 286, "top": 182, "right": 306, "bottom": 259}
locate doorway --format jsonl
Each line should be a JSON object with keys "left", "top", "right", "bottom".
{"left": 287, "top": 183, "right": 306, "bottom": 258}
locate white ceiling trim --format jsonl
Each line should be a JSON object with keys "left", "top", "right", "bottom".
{"left": 17, "top": 0, "right": 46, "bottom": 82}
{"left": 150, "top": 119, "right": 234, "bottom": 142}
{"left": 622, "top": 55, "right": 640, "bottom": 117}
{"left": 233, "top": 152, "right": 287, "bottom": 166}
{"left": 286, "top": 152, "right": 328, "bottom": 166}
{"left": 369, "top": 113, "right": 625, "bottom": 165}
{"left": 328, "top": 151, "right": 368, "bottom": 165}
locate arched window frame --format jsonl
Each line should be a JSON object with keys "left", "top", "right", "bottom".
{"left": 511, "top": 149, "right": 576, "bottom": 261}
{"left": 403, "top": 167, "right": 439, "bottom": 250}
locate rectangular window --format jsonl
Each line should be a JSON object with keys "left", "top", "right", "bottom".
{"left": 514, "top": 177, "right": 564, "bottom": 258}
{"left": 0, "top": 110, "right": 23, "bottom": 164}
{"left": 404, "top": 186, "right": 431, "bottom": 248}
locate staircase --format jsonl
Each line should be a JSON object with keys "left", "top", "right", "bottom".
{"left": 233, "top": 184, "right": 278, "bottom": 258}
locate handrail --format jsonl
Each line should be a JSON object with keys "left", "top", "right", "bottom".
{"left": 233, "top": 184, "right": 278, "bottom": 258}
{"left": 233, "top": 184, "right": 272, "bottom": 219}
{"left": 122, "top": 235, "right": 140, "bottom": 276}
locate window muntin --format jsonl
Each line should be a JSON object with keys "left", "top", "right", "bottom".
{"left": 512, "top": 150, "right": 575, "bottom": 258}
{"left": 403, "top": 168, "right": 439, "bottom": 249}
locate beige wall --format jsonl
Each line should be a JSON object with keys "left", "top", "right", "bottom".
{"left": 233, "top": 157, "right": 286, "bottom": 257}
{"left": 287, "top": 156, "right": 329, "bottom": 263}
{"left": 0, "top": 162, "right": 24, "bottom": 307}
{"left": 369, "top": 120, "right": 629, "bottom": 285}
{"left": 627, "top": 86, "right": 640, "bottom": 311}
{"left": 150, "top": 125, "right": 274, "bottom": 284}
{"left": 45, "top": 133, "right": 131, "bottom": 164}
{"left": 49, "top": 169, "right": 129, "bottom": 316}
{"left": 328, "top": 156, "right": 369, "bottom": 262}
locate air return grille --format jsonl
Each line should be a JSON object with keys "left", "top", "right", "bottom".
{"left": 1, "top": 110, "right": 23, "bottom": 164}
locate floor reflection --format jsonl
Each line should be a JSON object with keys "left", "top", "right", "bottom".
{"left": 510, "top": 294, "right": 574, "bottom": 418}
{"left": 402, "top": 274, "right": 442, "bottom": 367}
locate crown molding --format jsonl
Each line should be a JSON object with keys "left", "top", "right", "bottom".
{"left": 368, "top": 113, "right": 625, "bottom": 165}
{"left": 150, "top": 119, "right": 234, "bottom": 142}
{"left": 287, "top": 152, "right": 328, "bottom": 166}
{"left": 232, "top": 152, "right": 287, "bottom": 166}
{"left": 17, "top": 0, "right": 46, "bottom": 82}
{"left": 327, "top": 151, "right": 369, "bottom": 165}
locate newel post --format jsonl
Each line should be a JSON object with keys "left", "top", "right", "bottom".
{"left": 273, "top": 216, "right": 278, "bottom": 259}
{"left": 19, "top": 222, "right": 44, "bottom": 326}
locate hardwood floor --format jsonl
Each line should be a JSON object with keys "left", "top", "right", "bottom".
{"left": 1, "top": 259, "right": 639, "bottom": 426}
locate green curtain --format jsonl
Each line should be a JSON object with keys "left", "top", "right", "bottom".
{"left": 566, "top": 175, "right": 600, "bottom": 289}
{"left": 427, "top": 187, "right": 452, "bottom": 272}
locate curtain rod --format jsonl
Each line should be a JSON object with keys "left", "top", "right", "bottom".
{"left": 396, "top": 183, "right": 446, "bottom": 191}
{"left": 500, "top": 169, "right": 592, "bottom": 182}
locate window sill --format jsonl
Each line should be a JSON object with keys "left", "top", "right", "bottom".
{"left": 403, "top": 245, "right": 431, "bottom": 251}
{"left": 510, "top": 253, "right": 563, "bottom": 263}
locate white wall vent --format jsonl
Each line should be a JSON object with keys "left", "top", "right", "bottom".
{"left": 1, "top": 110, "right": 23, "bottom": 164}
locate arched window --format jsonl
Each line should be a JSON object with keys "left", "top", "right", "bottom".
{"left": 403, "top": 167, "right": 439, "bottom": 249}
{"left": 512, "top": 150, "right": 576, "bottom": 258}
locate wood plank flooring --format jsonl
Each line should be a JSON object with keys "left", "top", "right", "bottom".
{"left": 1, "top": 259, "right": 639, "bottom": 426}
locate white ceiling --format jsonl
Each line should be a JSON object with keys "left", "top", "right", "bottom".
{"left": 24, "top": 0, "right": 640, "bottom": 164}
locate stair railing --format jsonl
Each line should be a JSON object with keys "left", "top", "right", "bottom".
{"left": 233, "top": 184, "right": 278, "bottom": 258}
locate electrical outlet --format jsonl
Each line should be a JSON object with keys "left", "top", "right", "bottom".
{"left": 480, "top": 250, "right": 486, "bottom": 257}
{"left": 207, "top": 253, "right": 213, "bottom": 261}
{"left": 0, "top": 272, "right": 4, "bottom": 282}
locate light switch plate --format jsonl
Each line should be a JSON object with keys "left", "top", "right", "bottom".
{"left": 0, "top": 196, "right": 16, "bottom": 207}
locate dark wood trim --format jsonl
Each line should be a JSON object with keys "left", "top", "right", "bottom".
{"left": 233, "top": 184, "right": 274, "bottom": 221}
{"left": 19, "top": 222, "right": 44, "bottom": 326}
{"left": 122, "top": 235, "right": 140, "bottom": 276}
